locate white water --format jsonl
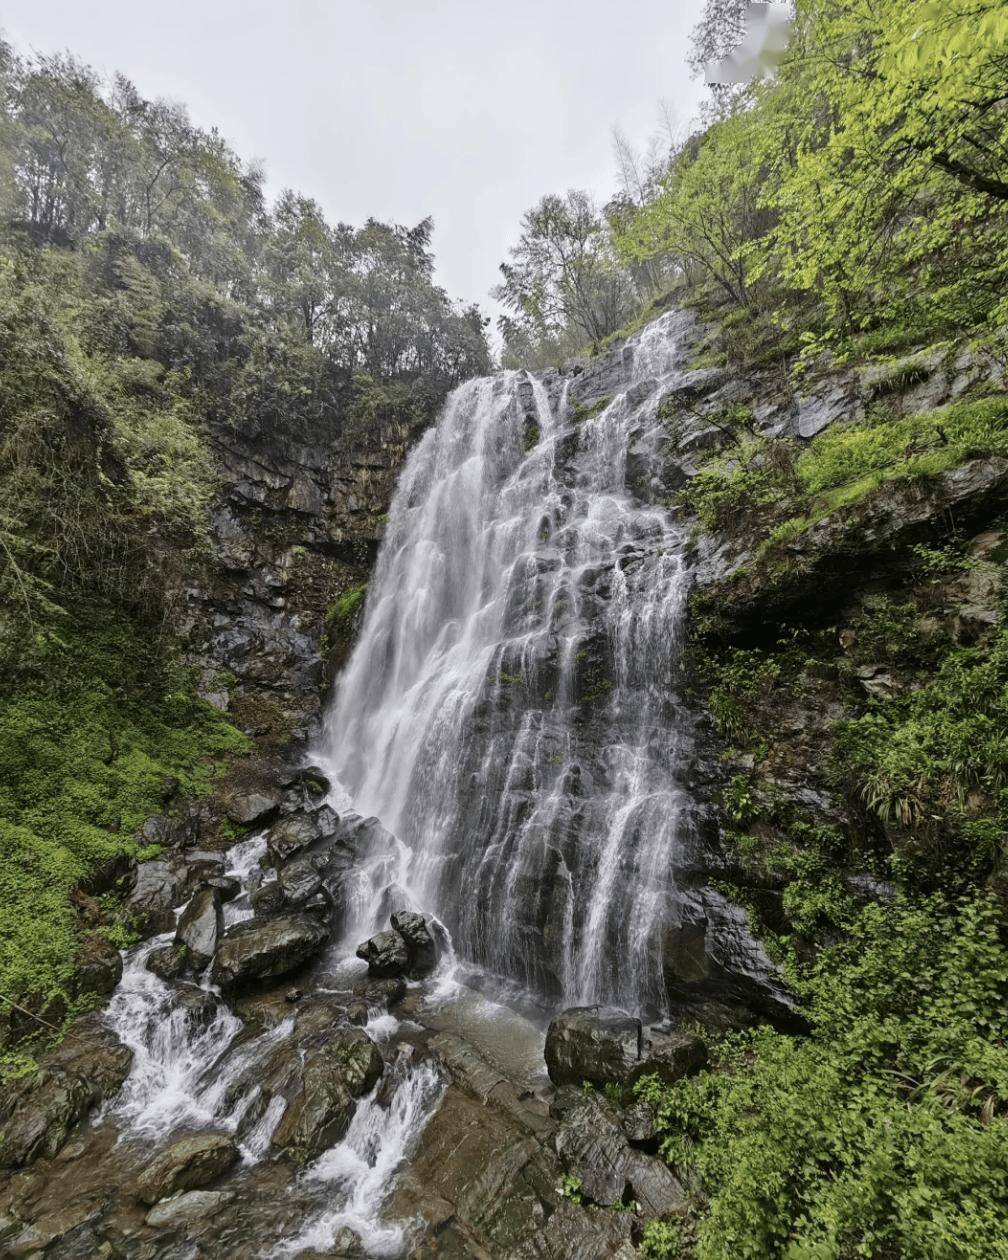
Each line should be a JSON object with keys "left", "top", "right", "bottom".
{"left": 287, "top": 1057, "right": 445, "bottom": 1257}
{"left": 320, "top": 311, "right": 698, "bottom": 1012}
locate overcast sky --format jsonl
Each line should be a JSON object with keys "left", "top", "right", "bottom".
{"left": 1, "top": 0, "right": 706, "bottom": 319}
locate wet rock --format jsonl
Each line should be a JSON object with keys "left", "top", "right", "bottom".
{"left": 266, "top": 804, "right": 338, "bottom": 865}
{"left": 183, "top": 849, "right": 227, "bottom": 883}
{"left": 544, "top": 1006, "right": 642, "bottom": 1088}
{"left": 69, "top": 934, "right": 122, "bottom": 998}
{"left": 0, "top": 1016, "right": 132, "bottom": 1168}
{"left": 353, "top": 975, "right": 407, "bottom": 1008}
{"left": 278, "top": 855, "right": 323, "bottom": 906}
{"left": 205, "top": 874, "right": 241, "bottom": 902}
{"left": 138, "top": 812, "right": 198, "bottom": 849}
{"left": 554, "top": 1095, "right": 630, "bottom": 1206}
{"left": 212, "top": 913, "right": 330, "bottom": 990}
{"left": 329, "top": 1226, "right": 366, "bottom": 1256}
{"left": 621, "top": 1099, "right": 659, "bottom": 1145}
{"left": 390, "top": 910, "right": 438, "bottom": 975}
{"left": 144, "top": 1188, "right": 235, "bottom": 1229}
{"left": 5, "top": 1200, "right": 103, "bottom": 1256}
{"left": 136, "top": 1132, "right": 239, "bottom": 1204}
{"left": 127, "top": 858, "right": 187, "bottom": 932}
{"left": 174, "top": 984, "right": 224, "bottom": 1029}
{"left": 624, "top": 1147, "right": 687, "bottom": 1217}
{"left": 628, "top": 1029, "right": 708, "bottom": 1088}
{"left": 250, "top": 879, "right": 285, "bottom": 915}
{"left": 146, "top": 942, "right": 192, "bottom": 982}
{"left": 346, "top": 1001, "right": 369, "bottom": 1025}
{"left": 175, "top": 887, "right": 223, "bottom": 970}
{"left": 271, "top": 1027, "right": 383, "bottom": 1163}
{"left": 224, "top": 788, "right": 281, "bottom": 827}
{"left": 356, "top": 928, "right": 409, "bottom": 977}
{"left": 279, "top": 763, "right": 332, "bottom": 798}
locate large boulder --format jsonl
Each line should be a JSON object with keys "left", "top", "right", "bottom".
{"left": 628, "top": 1030, "right": 708, "bottom": 1088}
{"left": 212, "top": 914, "right": 330, "bottom": 990}
{"left": 144, "top": 1189, "right": 235, "bottom": 1230}
{"left": 356, "top": 929, "right": 410, "bottom": 977}
{"left": 146, "top": 941, "right": 191, "bottom": 982}
{"left": 136, "top": 1132, "right": 239, "bottom": 1204}
{"left": 266, "top": 805, "right": 338, "bottom": 865}
{"left": 271, "top": 1027, "right": 384, "bottom": 1163}
{"left": 0, "top": 1015, "right": 132, "bottom": 1168}
{"left": 278, "top": 855, "right": 323, "bottom": 906}
{"left": 127, "top": 858, "right": 187, "bottom": 933}
{"left": 390, "top": 910, "right": 438, "bottom": 976}
{"left": 544, "top": 1007, "right": 642, "bottom": 1088}
{"left": 69, "top": 933, "right": 123, "bottom": 998}
{"left": 175, "top": 887, "right": 223, "bottom": 970}
{"left": 224, "top": 788, "right": 281, "bottom": 827}
{"left": 554, "top": 1095, "right": 685, "bottom": 1216}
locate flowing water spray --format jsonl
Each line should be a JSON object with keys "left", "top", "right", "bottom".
{"left": 321, "top": 311, "right": 702, "bottom": 1013}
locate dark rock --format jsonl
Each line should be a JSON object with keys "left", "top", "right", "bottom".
{"left": 628, "top": 1030, "right": 708, "bottom": 1088}
{"left": 127, "top": 858, "right": 187, "bottom": 932}
{"left": 544, "top": 1006, "right": 642, "bottom": 1088}
{"left": 224, "top": 788, "right": 281, "bottom": 827}
{"left": 175, "top": 887, "right": 223, "bottom": 970}
{"left": 69, "top": 934, "right": 122, "bottom": 998}
{"left": 212, "top": 913, "right": 330, "bottom": 990}
{"left": 136, "top": 1132, "right": 239, "bottom": 1204}
{"left": 354, "top": 975, "right": 408, "bottom": 1008}
{"left": 390, "top": 910, "right": 438, "bottom": 975}
{"left": 0, "top": 1015, "right": 132, "bottom": 1168}
{"left": 250, "top": 880, "right": 285, "bottom": 915}
{"left": 346, "top": 1001, "right": 369, "bottom": 1025}
{"left": 145, "top": 942, "right": 191, "bottom": 982}
{"left": 174, "top": 984, "right": 224, "bottom": 1029}
{"left": 138, "top": 812, "right": 197, "bottom": 849}
{"left": 356, "top": 928, "right": 410, "bottom": 977}
{"left": 271, "top": 1027, "right": 383, "bottom": 1163}
{"left": 621, "top": 1099, "right": 659, "bottom": 1145}
{"left": 266, "top": 804, "right": 338, "bottom": 865}
{"left": 278, "top": 855, "right": 323, "bottom": 906}
{"left": 279, "top": 764, "right": 332, "bottom": 798}
{"left": 205, "top": 874, "right": 242, "bottom": 902}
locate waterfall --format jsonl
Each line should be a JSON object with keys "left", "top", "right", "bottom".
{"left": 321, "top": 311, "right": 704, "bottom": 1014}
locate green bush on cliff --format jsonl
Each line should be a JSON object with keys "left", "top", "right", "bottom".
{"left": 639, "top": 896, "right": 1008, "bottom": 1260}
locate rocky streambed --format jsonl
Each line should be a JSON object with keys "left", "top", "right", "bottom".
{"left": 0, "top": 767, "right": 704, "bottom": 1259}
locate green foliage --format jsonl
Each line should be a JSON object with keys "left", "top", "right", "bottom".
{"left": 323, "top": 584, "right": 368, "bottom": 642}
{"left": 0, "top": 609, "right": 247, "bottom": 1040}
{"left": 638, "top": 1220, "right": 683, "bottom": 1260}
{"left": 834, "top": 626, "right": 1008, "bottom": 873}
{"left": 561, "top": 1174, "right": 584, "bottom": 1204}
{"left": 640, "top": 896, "right": 1008, "bottom": 1260}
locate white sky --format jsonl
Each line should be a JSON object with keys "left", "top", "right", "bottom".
{"left": 1, "top": 0, "right": 706, "bottom": 319}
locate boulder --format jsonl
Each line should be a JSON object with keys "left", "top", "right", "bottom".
{"left": 224, "top": 788, "right": 281, "bottom": 827}
{"left": 356, "top": 928, "right": 410, "bottom": 977}
{"left": 0, "top": 1015, "right": 132, "bottom": 1168}
{"left": 70, "top": 934, "right": 123, "bottom": 998}
{"left": 352, "top": 975, "right": 407, "bottom": 1009}
{"left": 266, "top": 804, "right": 338, "bottom": 865}
{"left": 205, "top": 874, "right": 242, "bottom": 902}
{"left": 145, "top": 942, "right": 191, "bottom": 982}
{"left": 544, "top": 1006, "right": 642, "bottom": 1088}
{"left": 136, "top": 1132, "right": 239, "bottom": 1204}
{"left": 138, "top": 812, "right": 197, "bottom": 849}
{"left": 144, "top": 1189, "right": 234, "bottom": 1229}
{"left": 271, "top": 1027, "right": 384, "bottom": 1163}
{"left": 212, "top": 913, "right": 330, "bottom": 990}
{"left": 390, "top": 910, "right": 438, "bottom": 975}
{"left": 174, "top": 984, "right": 225, "bottom": 1030}
{"left": 628, "top": 1030, "right": 708, "bottom": 1088}
{"left": 279, "top": 855, "right": 323, "bottom": 906}
{"left": 127, "top": 858, "right": 187, "bottom": 932}
{"left": 250, "top": 880, "right": 285, "bottom": 915}
{"left": 175, "top": 887, "right": 223, "bottom": 970}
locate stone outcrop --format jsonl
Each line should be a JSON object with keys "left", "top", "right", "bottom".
{"left": 544, "top": 1007, "right": 642, "bottom": 1088}
{"left": 211, "top": 913, "right": 330, "bottom": 989}
{"left": 136, "top": 1132, "right": 239, "bottom": 1204}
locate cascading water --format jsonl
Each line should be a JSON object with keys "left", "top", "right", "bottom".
{"left": 321, "top": 311, "right": 709, "bottom": 1015}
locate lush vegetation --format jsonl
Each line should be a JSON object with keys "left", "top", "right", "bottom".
{"left": 499, "top": 0, "right": 1008, "bottom": 377}
{"left": 0, "top": 35, "right": 490, "bottom": 1059}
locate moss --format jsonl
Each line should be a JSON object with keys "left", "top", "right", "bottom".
{"left": 569, "top": 396, "right": 611, "bottom": 424}
{"left": 0, "top": 604, "right": 248, "bottom": 1053}
{"left": 323, "top": 583, "right": 367, "bottom": 643}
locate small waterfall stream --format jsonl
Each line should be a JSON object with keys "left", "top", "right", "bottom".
{"left": 321, "top": 311, "right": 699, "bottom": 1013}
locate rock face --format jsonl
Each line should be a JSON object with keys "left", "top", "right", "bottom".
{"left": 267, "top": 805, "right": 338, "bottom": 865}
{"left": 628, "top": 1029, "right": 709, "bottom": 1087}
{"left": 175, "top": 887, "right": 223, "bottom": 970}
{"left": 271, "top": 1027, "right": 384, "bottom": 1163}
{"left": 0, "top": 1016, "right": 132, "bottom": 1168}
{"left": 136, "top": 1132, "right": 239, "bottom": 1204}
{"left": 212, "top": 913, "right": 330, "bottom": 989}
{"left": 356, "top": 928, "right": 410, "bottom": 977}
{"left": 544, "top": 1007, "right": 642, "bottom": 1087}
{"left": 69, "top": 934, "right": 123, "bottom": 998}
